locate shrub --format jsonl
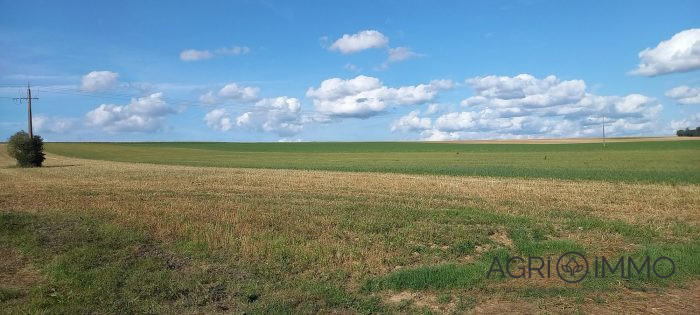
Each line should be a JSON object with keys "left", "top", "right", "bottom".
{"left": 6, "top": 131, "right": 45, "bottom": 167}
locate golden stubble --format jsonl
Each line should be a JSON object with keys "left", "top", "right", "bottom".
{"left": 1, "top": 149, "right": 698, "bottom": 285}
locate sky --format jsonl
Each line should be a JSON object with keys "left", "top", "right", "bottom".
{"left": 1, "top": 0, "right": 699, "bottom": 142}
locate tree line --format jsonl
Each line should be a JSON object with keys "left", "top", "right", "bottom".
{"left": 676, "top": 127, "right": 700, "bottom": 137}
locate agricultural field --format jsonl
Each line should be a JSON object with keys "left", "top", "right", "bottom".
{"left": 1, "top": 139, "right": 699, "bottom": 313}
{"left": 45, "top": 139, "right": 700, "bottom": 183}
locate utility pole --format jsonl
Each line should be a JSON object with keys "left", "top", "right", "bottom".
{"left": 13, "top": 83, "right": 38, "bottom": 138}
{"left": 602, "top": 113, "right": 606, "bottom": 148}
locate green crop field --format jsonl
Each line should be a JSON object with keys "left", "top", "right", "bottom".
{"left": 2, "top": 139, "right": 699, "bottom": 313}
{"left": 46, "top": 140, "right": 700, "bottom": 183}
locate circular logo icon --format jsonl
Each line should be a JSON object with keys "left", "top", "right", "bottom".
{"left": 556, "top": 251, "right": 588, "bottom": 283}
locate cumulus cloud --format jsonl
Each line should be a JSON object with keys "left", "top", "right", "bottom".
{"left": 80, "top": 71, "right": 119, "bottom": 92}
{"left": 434, "top": 111, "right": 478, "bottom": 131}
{"left": 203, "top": 108, "right": 234, "bottom": 131}
{"left": 306, "top": 75, "right": 453, "bottom": 118}
{"left": 666, "top": 85, "right": 700, "bottom": 105}
{"left": 425, "top": 103, "right": 446, "bottom": 115}
{"left": 85, "top": 92, "right": 176, "bottom": 132}
{"left": 203, "top": 96, "right": 305, "bottom": 136}
{"left": 392, "top": 74, "right": 664, "bottom": 140}
{"left": 630, "top": 28, "right": 700, "bottom": 76}
{"left": 32, "top": 116, "right": 75, "bottom": 133}
{"left": 217, "top": 83, "right": 259, "bottom": 101}
{"left": 199, "top": 90, "right": 218, "bottom": 105}
{"left": 328, "top": 30, "right": 422, "bottom": 69}
{"left": 461, "top": 74, "right": 586, "bottom": 108}
{"left": 197, "top": 83, "right": 259, "bottom": 105}
{"left": 420, "top": 129, "right": 460, "bottom": 141}
{"left": 670, "top": 113, "right": 700, "bottom": 130}
{"left": 329, "top": 30, "right": 388, "bottom": 54}
{"left": 236, "top": 97, "right": 304, "bottom": 136}
{"left": 180, "top": 49, "right": 213, "bottom": 61}
{"left": 390, "top": 110, "right": 431, "bottom": 132}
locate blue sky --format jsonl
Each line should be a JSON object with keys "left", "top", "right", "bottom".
{"left": 1, "top": 0, "right": 699, "bottom": 141}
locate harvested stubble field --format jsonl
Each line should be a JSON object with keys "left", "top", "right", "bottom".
{"left": 1, "top": 140, "right": 699, "bottom": 313}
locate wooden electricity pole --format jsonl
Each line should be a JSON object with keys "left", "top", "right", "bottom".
{"left": 13, "top": 84, "right": 38, "bottom": 138}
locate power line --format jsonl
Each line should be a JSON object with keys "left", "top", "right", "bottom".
{"left": 35, "top": 88, "right": 139, "bottom": 101}
{"left": 35, "top": 87, "right": 233, "bottom": 108}
{"left": 3, "top": 84, "right": 415, "bottom": 120}
{"left": 6, "top": 84, "right": 281, "bottom": 110}
{"left": 12, "top": 84, "right": 39, "bottom": 138}
{"left": 32, "top": 88, "right": 271, "bottom": 112}
{"left": 28, "top": 87, "right": 324, "bottom": 115}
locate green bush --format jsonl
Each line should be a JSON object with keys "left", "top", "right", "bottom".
{"left": 6, "top": 131, "right": 45, "bottom": 167}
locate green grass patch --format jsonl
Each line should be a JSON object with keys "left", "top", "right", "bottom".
{"left": 0, "top": 288, "right": 24, "bottom": 303}
{"left": 364, "top": 207, "right": 698, "bottom": 293}
{"left": 0, "top": 211, "right": 230, "bottom": 313}
{"left": 365, "top": 248, "right": 510, "bottom": 291}
{"left": 0, "top": 211, "right": 386, "bottom": 314}
{"left": 625, "top": 240, "right": 700, "bottom": 286}
{"left": 45, "top": 140, "right": 700, "bottom": 183}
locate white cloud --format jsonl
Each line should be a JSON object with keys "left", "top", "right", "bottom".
{"left": 461, "top": 74, "right": 586, "bottom": 108}
{"left": 218, "top": 83, "right": 259, "bottom": 101}
{"left": 204, "top": 108, "right": 234, "bottom": 131}
{"left": 203, "top": 96, "right": 305, "bottom": 136}
{"left": 434, "top": 111, "right": 478, "bottom": 131}
{"left": 32, "top": 116, "right": 75, "bottom": 133}
{"left": 215, "top": 46, "right": 251, "bottom": 55}
{"left": 666, "top": 85, "right": 700, "bottom": 105}
{"left": 328, "top": 30, "right": 422, "bottom": 69}
{"left": 424, "top": 103, "right": 452, "bottom": 115}
{"left": 420, "top": 129, "right": 460, "bottom": 141}
{"left": 428, "top": 79, "right": 456, "bottom": 90}
{"left": 236, "top": 97, "right": 304, "bottom": 136}
{"left": 390, "top": 110, "right": 431, "bottom": 132}
{"left": 630, "top": 28, "right": 700, "bottom": 76}
{"left": 198, "top": 83, "right": 259, "bottom": 105}
{"left": 379, "top": 46, "right": 422, "bottom": 69}
{"left": 180, "top": 49, "right": 213, "bottom": 61}
{"left": 181, "top": 46, "right": 251, "bottom": 61}
{"left": 391, "top": 74, "right": 665, "bottom": 140}
{"left": 278, "top": 138, "right": 303, "bottom": 142}
{"left": 387, "top": 46, "right": 420, "bottom": 62}
{"left": 85, "top": 92, "right": 176, "bottom": 132}
{"left": 199, "top": 90, "right": 218, "bottom": 105}
{"left": 329, "top": 30, "right": 389, "bottom": 54}
{"left": 670, "top": 113, "right": 700, "bottom": 130}
{"left": 306, "top": 75, "right": 453, "bottom": 118}
{"left": 80, "top": 71, "right": 119, "bottom": 92}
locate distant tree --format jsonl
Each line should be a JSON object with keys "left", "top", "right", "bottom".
{"left": 6, "top": 131, "right": 45, "bottom": 167}
{"left": 676, "top": 127, "right": 700, "bottom": 137}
